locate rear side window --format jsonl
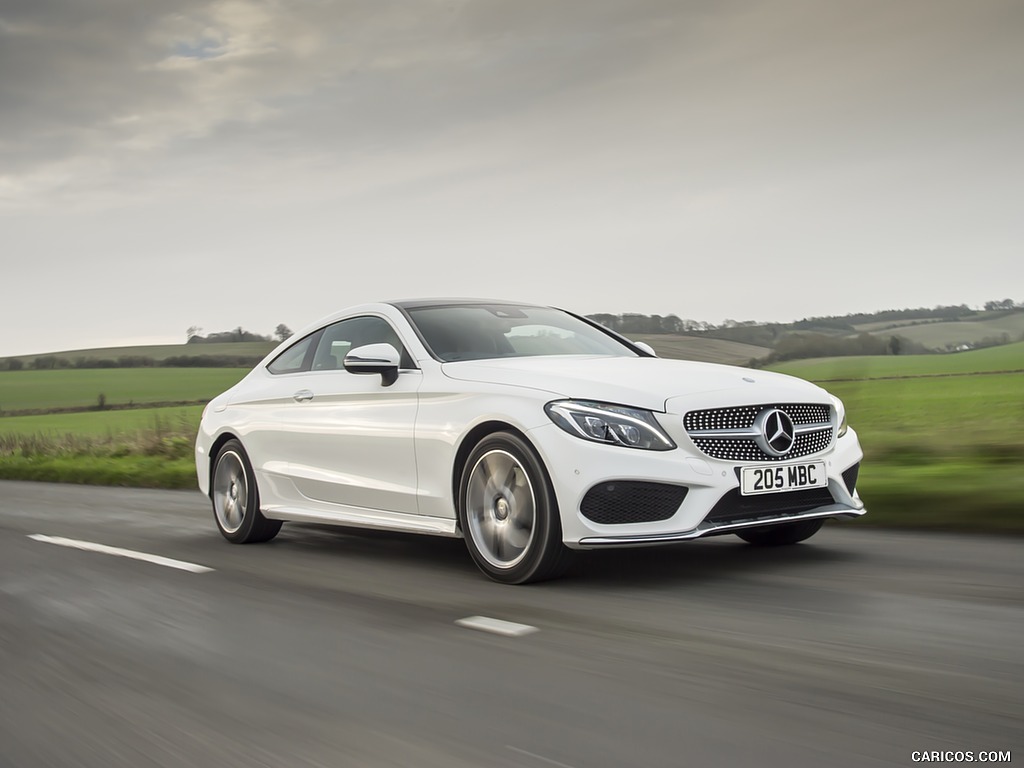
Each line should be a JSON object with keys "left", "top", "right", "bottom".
{"left": 267, "top": 334, "right": 317, "bottom": 375}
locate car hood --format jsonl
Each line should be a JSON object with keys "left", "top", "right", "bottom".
{"left": 441, "top": 356, "right": 827, "bottom": 412}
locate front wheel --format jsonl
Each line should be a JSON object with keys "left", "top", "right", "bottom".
{"left": 735, "top": 518, "right": 824, "bottom": 546}
{"left": 211, "top": 439, "right": 282, "bottom": 544}
{"left": 458, "top": 432, "right": 571, "bottom": 584}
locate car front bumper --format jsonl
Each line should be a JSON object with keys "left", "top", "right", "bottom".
{"left": 525, "top": 421, "right": 865, "bottom": 549}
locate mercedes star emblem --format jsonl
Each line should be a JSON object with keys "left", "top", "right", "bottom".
{"left": 755, "top": 408, "right": 796, "bottom": 456}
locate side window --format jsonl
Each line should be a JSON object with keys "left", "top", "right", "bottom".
{"left": 267, "top": 334, "right": 317, "bottom": 375}
{"left": 311, "top": 316, "right": 413, "bottom": 372}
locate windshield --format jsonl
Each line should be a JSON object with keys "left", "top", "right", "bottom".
{"left": 405, "top": 304, "right": 639, "bottom": 362}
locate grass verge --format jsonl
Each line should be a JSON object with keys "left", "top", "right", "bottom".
{"left": 0, "top": 414, "right": 198, "bottom": 490}
{"left": 849, "top": 460, "right": 1024, "bottom": 533}
{"left": 0, "top": 455, "right": 196, "bottom": 489}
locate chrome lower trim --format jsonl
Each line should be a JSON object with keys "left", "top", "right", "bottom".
{"left": 263, "top": 504, "right": 462, "bottom": 537}
{"left": 572, "top": 503, "right": 865, "bottom": 549}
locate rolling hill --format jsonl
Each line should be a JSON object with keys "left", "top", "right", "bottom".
{"left": 630, "top": 334, "right": 769, "bottom": 364}
{"left": 853, "top": 313, "right": 1024, "bottom": 348}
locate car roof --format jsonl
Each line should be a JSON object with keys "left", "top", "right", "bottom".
{"left": 388, "top": 298, "right": 548, "bottom": 310}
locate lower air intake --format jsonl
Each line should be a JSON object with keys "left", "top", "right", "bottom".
{"left": 580, "top": 482, "right": 688, "bottom": 525}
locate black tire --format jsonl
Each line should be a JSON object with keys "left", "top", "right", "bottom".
{"left": 210, "top": 439, "right": 282, "bottom": 544}
{"left": 458, "top": 431, "right": 571, "bottom": 584}
{"left": 736, "top": 518, "right": 824, "bottom": 546}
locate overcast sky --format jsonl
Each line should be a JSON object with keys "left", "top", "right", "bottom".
{"left": 2, "top": 0, "right": 1022, "bottom": 356}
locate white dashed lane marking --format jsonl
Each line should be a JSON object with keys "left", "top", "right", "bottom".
{"left": 27, "top": 534, "right": 214, "bottom": 574}
{"left": 506, "top": 746, "right": 578, "bottom": 767}
{"left": 455, "top": 615, "right": 539, "bottom": 637}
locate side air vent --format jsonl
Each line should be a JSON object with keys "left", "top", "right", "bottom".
{"left": 842, "top": 463, "right": 860, "bottom": 495}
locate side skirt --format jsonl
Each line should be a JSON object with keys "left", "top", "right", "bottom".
{"left": 262, "top": 504, "right": 461, "bottom": 538}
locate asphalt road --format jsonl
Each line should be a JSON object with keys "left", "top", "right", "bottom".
{"left": 0, "top": 480, "right": 1020, "bottom": 768}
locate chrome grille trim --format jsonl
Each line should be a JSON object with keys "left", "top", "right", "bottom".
{"left": 686, "top": 421, "right": 831, "bottom": 439}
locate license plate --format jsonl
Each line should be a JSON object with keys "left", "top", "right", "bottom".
{"left": 740, "top": 462, "right": 826, "bottom": 496}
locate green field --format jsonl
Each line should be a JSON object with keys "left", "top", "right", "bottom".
{"left": 829, "top": 373, "right": 1024, "bottom": 448}
{"left": 0, "top": 368, "right": 248, "bottom": 412}
{"left": 769, "top": 341, "right": 1024, "bottom": 380}
{"left": 0, "top": 406, "right": 204, "bottom": 437}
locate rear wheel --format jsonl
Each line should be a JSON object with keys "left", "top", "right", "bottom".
{"left": 736, "top": 518, "right": 824, "bottom": 546}
{"left": 458, "top": 432, "right": 570, "bottom": 584}
{"left": 211, "top": 439, "right": 282, "bottom": 544}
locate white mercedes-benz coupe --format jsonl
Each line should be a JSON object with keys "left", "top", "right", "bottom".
{"left": 195, "top": 299, "right": 865, "bottom": 583}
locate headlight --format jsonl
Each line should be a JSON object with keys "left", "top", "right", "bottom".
{"left": 545, "top": 400, "right": 676, "bottom": 451}
{"left": 830, "top": 394, "right": 848, "bottom": 437}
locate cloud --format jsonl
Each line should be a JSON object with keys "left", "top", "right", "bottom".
{"left": 0, "top": 0, "right": 697, "bottom": 208}
{"left": 1, "top": 0, "right": 1023, "bottom": 356}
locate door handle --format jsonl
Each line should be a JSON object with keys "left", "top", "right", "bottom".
{"left": 293, "top": 389, "right": 314, "bottom": 402}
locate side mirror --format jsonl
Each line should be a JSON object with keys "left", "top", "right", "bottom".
{"left": 343, "top": 343, "right": 401, "bottom": 386}
{"left": 633, "top": 341, "right": 658, "bottom": 357}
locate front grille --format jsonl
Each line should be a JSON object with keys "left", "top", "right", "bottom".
{"left": 580, "top": 481, "right": 688, "bottom": 525}
{"left": 684, "top": 403, "right": 830, "bottom": 431}
{"left": 691, "top": 429, "right": 833, "bottom": 462}
{"left": 842, "top": 463, "right": 860, "bottom": 494}
{"left": 704, "top": 487, "right": 836, "bottom": 526}
{"left": 684, "top": 403, "right": 833, "bottom": 462}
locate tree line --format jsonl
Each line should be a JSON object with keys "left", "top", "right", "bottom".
{"left": 0, "top": 354, "right": 265, "bottom": 371}
{"left": 758, "top": 333, "right": 929, "bottom": 364}
{"left": 587, "top": 301, "right": 1021, "bottom": 337}
{"left": 186, "top": 324, "right": 292, "bottom": 344}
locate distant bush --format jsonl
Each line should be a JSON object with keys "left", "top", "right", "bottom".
{"left": 790, "top": 318, "right": 856, "bottom": 332}
{"left": 971, "top": 334, "right": 1013, "bottom": 350}
{"left": 160, "top": 355, "right": 262, "bottom": 368}
{"left": 67, "top": 357, "right": 122, "bottom": 368}
{"left": 187, "top": 327, "right": 272, "bottom": 344}
{"left": 31, "top": 355, "right": 62, "bottom": 370}
{"left": 764, "top": 333, "right": 930, "bottom": 363}
{"left": 117, "top": 356, "right": 156, "bottom": 368}
{"left": 587, "top": 313, "right": 688, "bottom": 335}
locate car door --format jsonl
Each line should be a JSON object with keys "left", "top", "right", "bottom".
{"left": 278, "top": 315, "right": 421, "bottom": 515}
{"left": 228, "top": 329, "right": 324, "bottom": 499}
